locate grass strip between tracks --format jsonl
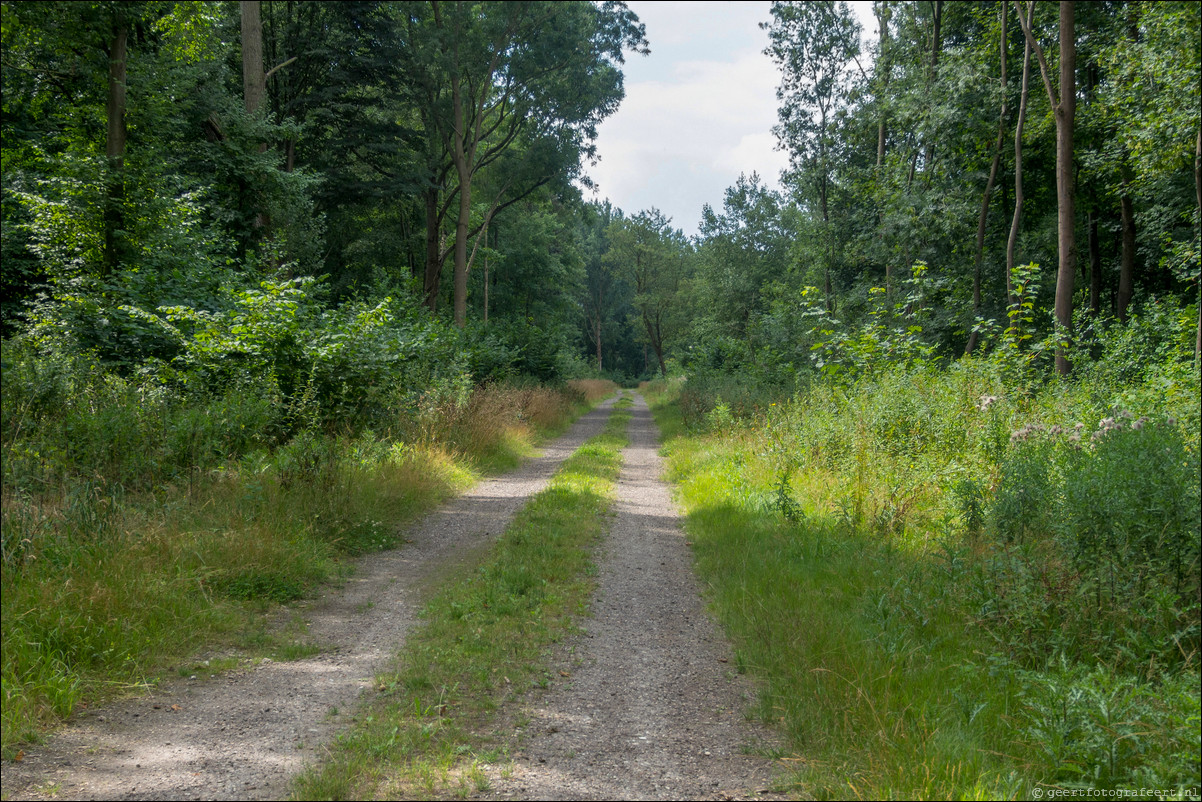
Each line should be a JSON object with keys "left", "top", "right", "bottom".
{"left": 293, "top": 395, "right": 634, "bottom": 800}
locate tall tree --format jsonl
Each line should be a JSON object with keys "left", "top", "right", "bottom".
{"left": 412, "top": 0, "right": 645, "bottom": 328}
{"left": 965, "top": 2, "right": 1009, "bottom": 355}
{"left": 607, "top": 209, "right": 690, "bottom": 376}
{"left": 765, "top": 0, "right": 862, "bottom": 312}
{"left": 696, "top": 173, "right": 792, "bottom": 362}
{"left": 240, "top": 1, "right": 265, "bottom": 116}
{"left": 1017, "top": 0, "right": 1076, "bottom": 374}
{"left": 103, "top": 8, "right": 129, "bottom": 276}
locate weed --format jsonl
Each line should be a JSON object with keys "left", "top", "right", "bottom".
{"left": 1, "top": 381, "right": 603, "bottom": 752}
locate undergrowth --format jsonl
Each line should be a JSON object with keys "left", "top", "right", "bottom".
{"left": 1, "top": 368, "right": 616, "bottom": 755}
{"left": 292, "top": 397, "right": 633, "bottom": 799}
{"left": 644, "top": 356, "right": 1200, "bottom": 800}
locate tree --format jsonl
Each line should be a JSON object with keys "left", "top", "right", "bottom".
{"left": 1017, "top": 0, "right": 1077, "bottom": 375}
{"left": 695, "top": 173, "right": 793, "bottom": 364}
{"left": 406, "top": 0, "right": 646, "bottom": 327}
{"left": 579, "top": 200, "right": 621, "bottom": 371}
{"left": 965, "top": 1, "right": 1009, "bottom": 355}
{"left": 606, "top": 209, "right": 690, "bottom": 376}
{"left": 764, "top": 0, "right": 863, "bottom": 311}
{"left": 1099, "top": 0, "right": 1201, "bottom": 353}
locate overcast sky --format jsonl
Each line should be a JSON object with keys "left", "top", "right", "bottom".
{"left": 582, "top": 0, "right": 875, "bottom": 236}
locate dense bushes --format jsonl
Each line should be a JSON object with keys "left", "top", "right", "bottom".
{"left": 984, "top": 413, "right": 1200, "bottom": 671}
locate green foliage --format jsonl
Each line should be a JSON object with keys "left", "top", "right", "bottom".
{"left": 1014, "top": 662, "right": 1200, "bottom": 792}
{"left": 984, "top": 414, "right": 1200, "bottom": 670}
{"left": 650, "top": 321, "right": 1200, "bottom": 798}
{"left": 1, "top": 339, "right": 278, "bottom": 492}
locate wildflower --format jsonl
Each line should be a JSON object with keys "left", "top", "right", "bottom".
{"left": 1049, "top": 425, "right": 1063, "bottom": 436}
{"left": 976, "top": 394, "right": 999, "bottom": 411}
{"left": 1119, "top": 410, "right": 1134, "bottom": 419}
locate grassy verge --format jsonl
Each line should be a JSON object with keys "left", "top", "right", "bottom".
{"left": 292, "top": 396, "right": 634, "bottom": 800}
{"left": 642, "top": 369, "right": 1199, "bottom": 800}
{"left": 1, "top": 379, "right": 617, "bottom": 755}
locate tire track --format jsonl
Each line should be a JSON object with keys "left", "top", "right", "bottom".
{"left": 475, "top": 394, "right": 782, "bottom": 801}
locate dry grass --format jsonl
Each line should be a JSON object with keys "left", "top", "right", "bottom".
{"left": 568, "top": 378, "right": 620, "bottom": 405}
{"left": 408, "top": 381, "right": 618, "bottom": 472}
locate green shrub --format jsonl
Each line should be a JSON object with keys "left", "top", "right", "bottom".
{"left": 983, "top": 415, "right": 1200, "bottom": 669}
{"left": 1014, "top": 661, "right": 1200, "bottom": 792}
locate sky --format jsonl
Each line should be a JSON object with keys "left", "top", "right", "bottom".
{"left": 582, "top": 1, "right": 875, "bottom": 237}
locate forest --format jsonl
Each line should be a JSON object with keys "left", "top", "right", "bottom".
{"left": 2, "top": 0, "right": 1199, "bottom": 799}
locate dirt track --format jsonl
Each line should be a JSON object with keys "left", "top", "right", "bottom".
{"left": 2, "top": 395, "right": 784, "bottom": 801}
{"left": 470, "top": 394, "right": 782, "bottom": 801}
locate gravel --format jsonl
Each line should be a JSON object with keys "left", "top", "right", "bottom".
{"left": 471, "top": 395, "right": 784, "bottom": 801}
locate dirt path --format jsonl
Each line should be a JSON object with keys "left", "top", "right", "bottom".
{"left": 473, "top": 395, "right": 783, "bottom": 801}
{"left": 3, "top": 394, "right": 787, "bottom": 801}
{"left": 1, "top": 398, "right": 619, "bottom": 802}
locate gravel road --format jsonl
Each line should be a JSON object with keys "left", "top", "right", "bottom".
{"left": 472, "top": 394, "right": 783, "bottom": 801}
{"left": 1, "top": 397, "right": 618, "bottom": 801}
{"left": 2, "top": 393, "right": 787, "bottom": 801}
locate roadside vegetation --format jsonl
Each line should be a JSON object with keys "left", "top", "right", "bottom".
{"left": 1, "top": 365, "right": 616, "bottom": 754}
{"left": 644, "top": 322, "right": 1200, "bottom": 799}
{"left": 4, "top": 0, "right": 641, "bottom": 758}
{"left": 293, "top": 397, "right": 633, "bottom": 800}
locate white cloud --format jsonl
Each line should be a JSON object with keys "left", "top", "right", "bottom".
{"left": 582, "top": 0, "right": 879, "bottom": 233}
{"left": 582, "top": 2, "right": 786, "bottom": 234}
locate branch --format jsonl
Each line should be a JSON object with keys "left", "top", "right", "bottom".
{"left": 1014, "top": 0, "right": 1057, "bottom": 111}
{"left": 264, "top": 56, "right": 297, "bottom": 83}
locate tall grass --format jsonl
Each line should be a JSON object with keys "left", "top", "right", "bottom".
{"left": 1, "top": 368, "right": 616, "bottom": 755}
{"left": 645, "top": 359, "right": 1200, "bottom": 800}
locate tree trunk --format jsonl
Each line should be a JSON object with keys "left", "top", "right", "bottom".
{"left": 241, "top": 1, "right": 266, "bottom": 116}
{"left": 648, "top": 314, "right": 667, "bottom": 376}
{"left": 966, "top": 2, "right": 1008, "bottom": 356}
{"left": 1007, "top": 2, "right": 1033, "bottom": 313}
{"left": 874, "top": 2, "right": 892, "bottom": 170}
{"left": 819, "top": 168, "right": 834, "bottom": 312}
{"left": 424, "top": 187, "right": 442, "bottom": 311}
{"left": 449, "top": 60, "right": 475, "bottom": 329}
{"left": 453, "top": 159, "right": 471, "bottom": 328}
{"left": 1052, "top": 1, "right": 1076, "bottom": 376}
{"left": 595, "top": 315, "right": 602, "bottom": 371}
{"left": 241, "top": 0, "right": 270, "bottom": 246}
{"left": 103, "top": 19, "right": 128, "bottom": 277}
{"left": 1116, "top": 165, "right": 1136, "bottom": 322}
{"left": 922, "top": 0, "right": 943, "bottom": 175}
{"left": 1196, "top": 126, "right": 1201, "bottom": 363}
{"left": 1088, "top": 210, "right": 1101, "bottom": 315}
{"left": 1086, "top": 63, "right": 1101, "bottom": 317}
